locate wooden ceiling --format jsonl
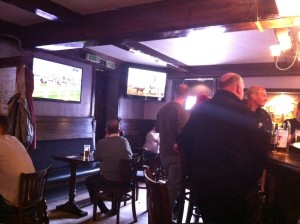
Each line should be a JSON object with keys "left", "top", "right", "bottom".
{"left": 0, "top": 0, "right": 300, "bottom": 77}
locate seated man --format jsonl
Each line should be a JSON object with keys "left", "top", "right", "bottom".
{"left": 0, "top": 115, "right": 35, "bottom": 213}
{"left": 143, "top": 126, "right": 160, "bottom": 154}
{"left": 85, "top": 119, "right": 132, "bottom": 214}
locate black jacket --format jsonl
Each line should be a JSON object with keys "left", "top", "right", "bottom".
{"left": 177, "top": 89, "right": 267, "bottom": 196}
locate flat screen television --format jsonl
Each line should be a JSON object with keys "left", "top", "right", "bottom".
{"left": 32, "top": 58, "right": 83, "bottom": 103}
{"left": 126, "top": 67, "right": 167, "bottom": 101}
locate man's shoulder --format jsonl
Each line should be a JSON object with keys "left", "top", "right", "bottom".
{"left": 98, "top": 136, "right": 125, "bottom": 143}
{"left": 256, "top": 107, "right": 270, "bottom": 116}
{"left": 159, "top": 101, "right": 185, "bottom": 113}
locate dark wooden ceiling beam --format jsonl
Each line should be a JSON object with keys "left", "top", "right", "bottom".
{"left": 21, "top": 0, "right": 259, "bottom": 48}
{"left": 120, "top": 42, "right": 188, "bottom": 67}
{"left": 0, "top": 19, "right": 21, "bottom": 36}
{"left": 1, "top": 0, "right": 81, "bottom": 23}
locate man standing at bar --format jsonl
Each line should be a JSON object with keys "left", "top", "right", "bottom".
{"left": 177, "top": 73, "right": 267, "bottom": 224}
{"left": 155, "top": 83, "right": 190, "bottom": 219}
{"left": 247, "top": 85, "right": 273, "bottom": 144}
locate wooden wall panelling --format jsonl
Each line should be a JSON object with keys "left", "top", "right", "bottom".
{"left": 121, "top": 119, "right": 156, "bottom": 147}
{"left": 36, "top": 116, "right": 95, "bottom": 142}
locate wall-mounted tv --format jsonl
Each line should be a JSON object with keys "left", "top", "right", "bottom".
{"left": 126, "top": 66, "right": 167, "bottom": 101}
{"left": 32, "top": 58, "right": 83, "bottom": 103}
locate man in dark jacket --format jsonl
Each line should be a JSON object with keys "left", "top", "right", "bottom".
{"left": 247, "top": 85, "right": 273, "bottom": 146}
{"left": 177, "top": 73, "right": 267, "bottom": 224}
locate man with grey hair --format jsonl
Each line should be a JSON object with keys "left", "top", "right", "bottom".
{"left": 155, "top": 83, "right": 190, "bottom": 218}
{"left": 177, "top": 73, "right": 267, "bottom": 224}
{"left": 247, "top": 85, "right": 272, "bottom": 139}
{"left": 85, "top": 119, "right": 132, "bottom": 214}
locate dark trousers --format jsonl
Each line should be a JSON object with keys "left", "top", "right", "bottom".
{"left": 196, "top": 192, "right": 248, "bottom": 224}
{"left": 85, "top": 174, "right": 117, "bottom": 212}
{"left": 0, "top": 195, "right": 17, "bottom": 213}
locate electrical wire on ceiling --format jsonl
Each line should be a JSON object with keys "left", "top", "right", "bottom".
{"left": 0, "top": 34, "right": 30, "bottom": 54}
{"left": 275, "top": 28, "right": 299, "bottom": 71}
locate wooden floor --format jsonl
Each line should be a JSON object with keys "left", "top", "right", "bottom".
{"left": 46, "top": 182, "right": 201, "bottom": 224}
{"left": 46, "top": 182, "right": 148, "bottom": 224}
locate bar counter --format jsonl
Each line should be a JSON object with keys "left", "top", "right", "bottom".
{"left": 266, "top": 145, "right": 300, "bottom": 224}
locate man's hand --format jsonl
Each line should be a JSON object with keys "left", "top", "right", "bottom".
{"left": 173, "top": 143, "right": 180, "bottom": 154}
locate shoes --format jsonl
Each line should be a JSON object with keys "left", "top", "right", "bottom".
{"left": 100, "top": 207, "right": 109, "bottom": 214}
{"left": 106, "top": 209, "right": 117, "bottom": 217}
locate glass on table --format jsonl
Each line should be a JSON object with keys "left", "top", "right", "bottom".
{"left": 83, "top": 145, "right": 90, "bottom": 159}
{"left": 295, "top": 129, "right": 300, "bottom": 142}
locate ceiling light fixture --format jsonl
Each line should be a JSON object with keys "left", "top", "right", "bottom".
{"left": 269, "top": 45, "right": 281, "bottom": 58}
{"left": 35, "top": 9, "right": 58, "bottom": 21}
{"left": 269, "top": 28, "right": 299, "bottom": 70}
{"left": 36, "top": 41, "right": 85, "bottom": 51}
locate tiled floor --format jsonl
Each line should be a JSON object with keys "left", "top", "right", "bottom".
{"left": 46, "top": 182, "right": 148, "bottom": 224}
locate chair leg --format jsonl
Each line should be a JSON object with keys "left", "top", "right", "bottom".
{"left": 135, "top": 183, "right": 139, "bottom": 201}
{"left": 42, "top": 198, "right": 49, "bottom": 224}
{"left": 93, "top": 200, "right": 97, "bottom": 221}
{"left": 116, "top": 195, "right": 121, "bottom": 224}
{"left": 176, "top": 188, "right": 186, "bottom": 223}
{"left": 185, "top": 199, "right": 194, "bottom": 223}
{"left": 131, "top": 189, "right": 138, "bottom": 222}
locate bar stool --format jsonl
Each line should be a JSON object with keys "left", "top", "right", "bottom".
{"left": 176, "top": 147, "right": 203, "bottom": 223}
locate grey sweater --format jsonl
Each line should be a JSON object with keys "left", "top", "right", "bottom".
{"left": 93, "top": 135, "right": 132, "bottom": 182}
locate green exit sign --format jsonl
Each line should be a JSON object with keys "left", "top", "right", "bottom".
{"left": 86, "top": 53, "right": 100, "bottom": 63}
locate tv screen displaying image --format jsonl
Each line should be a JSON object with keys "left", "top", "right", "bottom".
{"left": 126, "top": 67, "right": 167, "bottom": 101}
{"left": 32, "top": 58, "right": 83, "bottom": 103}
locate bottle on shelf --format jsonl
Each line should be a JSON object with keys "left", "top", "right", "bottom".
{"left": 271, "top": 123, "right": 279, "bottom": 152}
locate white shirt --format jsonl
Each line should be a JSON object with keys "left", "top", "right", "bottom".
{"left": 143, "top": 130, "right": 160, "bottom": 153}
{"left": 0, "top": 135, "right": 35, "bottom": 206}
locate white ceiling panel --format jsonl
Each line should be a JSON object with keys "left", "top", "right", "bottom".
{"left": 142, "top": 29, "right": 279, "bottom": 66}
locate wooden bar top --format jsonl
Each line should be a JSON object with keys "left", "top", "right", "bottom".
{"left": 267, "top": 144, "right": 300, "bottom": 173}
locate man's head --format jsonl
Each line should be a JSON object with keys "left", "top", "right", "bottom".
{"left": 105, "top": 119, "right": 120, "bottom": 135}
{"left": 0, "top": 115, "right": 10, "bottom": 135}
{"left": 174, "top": 84, "right": 190, "bottom": 104}
{"left": 246, "top": 85, "right": 267, "bottom": 111}
{"left": 196, "top": 92, "right": 210, "bottom": 104}
{"left": 218, "top": 73, "right": 244, "bottom": 100}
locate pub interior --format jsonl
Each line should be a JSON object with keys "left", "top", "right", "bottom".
{"left": 1, "top": 0, "right": 300, "bottom": 223}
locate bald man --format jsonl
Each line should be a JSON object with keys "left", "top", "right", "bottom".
{"left": 155, "top": 83, "right": 190, "bottom": 218}
{"left": 177, "top": 73, "right": 267, "bottom": 224}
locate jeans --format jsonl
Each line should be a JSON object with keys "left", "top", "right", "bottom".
{"left": 0, "top": 195, "right": 17, "bottom": 213}
{"left": 160, "top": 154, "right": 181, "bottom": 212}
